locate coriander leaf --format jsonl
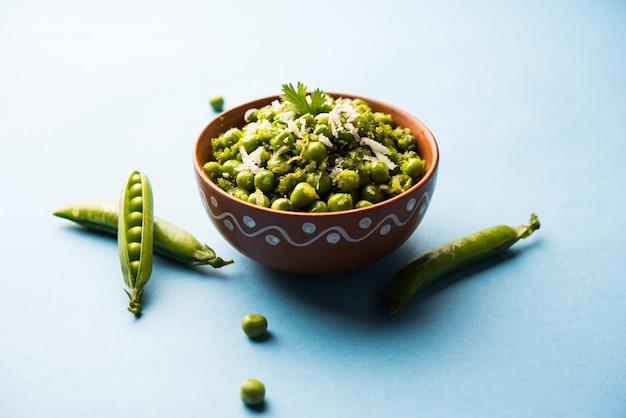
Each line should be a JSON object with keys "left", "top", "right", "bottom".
{"left": 308, "top": 88, "right": 329, "bottom": 115}
{"left": 281, "top": 82, "right": 329, "bottom": 116}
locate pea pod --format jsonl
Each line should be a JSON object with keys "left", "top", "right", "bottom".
{"left": 118, "top": 171, "right": 154, "bottom": 314}
{"left": 387, "top": 214, "right": 540, "bottom": 314}
{"left": 53, "top": 200, "right": 233, "bottom": 267}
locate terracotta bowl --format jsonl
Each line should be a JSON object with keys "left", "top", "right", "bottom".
{"left": 193, "top": 93, "right": 439, "bottom": 275}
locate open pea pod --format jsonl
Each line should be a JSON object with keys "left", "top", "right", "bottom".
{"left": 118, "top": 171, "right": 154, "bottom": 315}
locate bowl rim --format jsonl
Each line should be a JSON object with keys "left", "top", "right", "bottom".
{"left": 193, "top": 91, "right": 439, "bottom": 218}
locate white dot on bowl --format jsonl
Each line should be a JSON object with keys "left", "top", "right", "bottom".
{"left": 224, "top": 220, "right": 234, "bottom": 231}
{"left": 302, "top": 222, "right": 316, "bottom": 234}
{"left": 380, "top": 224, "right": 391, "bottom": 235}
{"left": 326, "top": 233, "right": 340, "bottom": 244}
{"left": 406, "top": 198, "right": 416, "bottom": 211}
{"left": 210, "top": 196, "right": 218, "bottom": 207}
{"left": 359, "top": 217, "right": 372, "bottom": 229}
{"left": 266, "top": 235, "right": 280, "bottom": 245}
{"left": 243, "top": 216, "right": 256, "bottom": 228}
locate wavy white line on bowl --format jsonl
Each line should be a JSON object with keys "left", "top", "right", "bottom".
{"left": 203, "top": 191, "right": 431, "bottom": 248}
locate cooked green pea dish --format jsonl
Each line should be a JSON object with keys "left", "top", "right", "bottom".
{"left": 203, "top": 82, "right": 426, "bottom": 212}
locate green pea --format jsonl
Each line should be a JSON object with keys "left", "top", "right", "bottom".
{"left": 353, "top": 114, "right": 371, "bottom": 136}
{"left": 222, "top": 128, "right": 241, "bottom": 147}
{"left": 236, "top": 170, "right": 255, "bottom": 191}
{"left": 129, "top": 172, "right": 142, "bottom": 184}
{"left": 290, "top": 182, "right": 319, "bottom": 209}
{"left": 53, "top": 200, "right": 234, "bottom": 268}
{"left": 387, "top": 214, "right": 541, "bottom": 314}
{"left": 127, "top": 242, "right": 141, "bottom": 261}
{"left": 387, "top": 173, "right": 413, "bottom": 196}
{"left": 126, "top": 211, "right": 143, "bottom": 228}
{"left": 316, "top": 113, "right": 329, "bottom": 124}
{"left": 241, "top": 135, "right": 260, "bottom": 153}
{"left": 313, "top": 123, "right": 332, "bottom": 138}
{"left": 126, "top": 226, "right": 143, "bottom": 243}
{"left": 231, "top": 188, "right": 251, "bottom": 201}
{"left": 248, "top": 191, "right": 270, "bottom": 207}
{"left": 129, "top": 196, "right": 143, "bottom": 213}
{"left": 255, "top": 106, "right": 275, "bottom": 121}
{"left": 401, "top": 157, "right": 425, "bottom": 179}
{"left": 297, "top": 113, "right": 315, "bottom": 130}
{"left": 396, "top": 133, "right": 416, "bottom": 151}
{"left": 209, "top": 95, "right": 224, "bottom": 112}
{"left": 271, "top": 197, "right": 295, "bottom": 211}
{"left": 392, "top": 127, "right": 416, "bottom": 151}
{"left": 267, "top": 154, "right": 292, "bottom": 175}
{"left": 307, "top": 200, "right": 328, "bottom": 212}
{"left": 327, "top": 193, "right": 353, "bottom": 211}
{"left": 240, "top": 379, "right": 265, "bottom": 406}
{"left": 335, "top": 169, "right": 360, "bottom": 192}
{"left": 370, "top": 160, "right": 390, "bottom": 183}
{"left": 276, "top": 171, "right": 303, "bottom": 196}
{"left": 241, "top": 313, "right": 268, "bottom": 338}
{"left": 128, "top": 182, "right": 143, "bottom": 198}
{"left": 303, "top": 141, "right": 327, "bottom": 162}
{"left": 357, "top": 161, "right": 372, "bottom": 187}
{"left": 253, "top": 169, "right": 276, "bottom": 193}
{"left": 222, "top": 159, "right": 242, "bottom": 177}
{"left": 374, "top": 111, "right": 393, "bottom": 125}
{"left": 203, "top": 161, "right": 222, "bottom": 178}
{"left": 360, "top": 183, "right": 385, "bottom": 204}
{"left": 306, "top": 171, "right": 332, "bottom": 195}
{"left": 128, "top": 260, "right": 141, "bottom": 277}
{"left": 355, "top": 200, "right": 374, "bottom": 208}
{"left": 351, "top": 98, "right": 369, "bottom": 108}
{"left": 270, "top": 131, "right": 295, "bottom": 151}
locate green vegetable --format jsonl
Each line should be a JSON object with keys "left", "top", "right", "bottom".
{"left": 281, "top": 82, "right": 329, "bottom": 116}
{"left": 247, "top": 189, "right": 271, "bottom": 207}
{"left": 253, "top": 169, "right": 276, "bottom": 193}
{"left": 209, "top": 95, "right": 224, "bottom": 112}
{"left": 387, "top": 214, "right": 541, "bottom": 314}
{"left": 240, "top": 379, "right": 265, "bottom": 406}
{"left": 289, "top": 182, "right": 319, "bottom": 209}
{"left": 370, "top": 160, "right": 390, "bottom": 183}
{"left": 118, "top": 171, "right": 154, "bottom": 314}
{"left": 303, "top": 141, "right": 327, "bottom": 162}
{"left": 327, "top": 193, "right": 353, "bottom": 212}
{"left": 335, "top": 169, "right": 360, "bottom": 192}
{"left": 270, "top": 197, "right": 294, "bottom": 211}
{"left": 205, "top": 83, "right": 426, "bottom": 213}
{"left": 307, "top": 200, "right": 328, "bottom": 212}
{"left": 53, "top": 200, "right": 233, "bottom": 267}
{"left": 241, "top": 313, "right": 268, "bottom": 338}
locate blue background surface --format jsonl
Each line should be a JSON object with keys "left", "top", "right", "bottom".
{"left": 1, "top": 1, "right": 625, "bottom": 417}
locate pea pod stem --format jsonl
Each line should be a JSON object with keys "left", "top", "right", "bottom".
{"left": 53, "top": 200, "right": 233, "bottom": 267}
{"left": 388, "top": 214, "right": 540, "bottom": 314}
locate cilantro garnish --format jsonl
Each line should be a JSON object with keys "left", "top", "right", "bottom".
{"left": 281, "top": 82, "right": 329, "bottom": 116}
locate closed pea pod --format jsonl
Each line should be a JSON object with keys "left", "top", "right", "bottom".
{"left": 118, "top": 171, "right": 154, "bottom": 314}
{"left": 387, "top": 214, "right": 540, "bottom": 314}
{"left": 52, "top": 200, "right": 233, "bottom": 267}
